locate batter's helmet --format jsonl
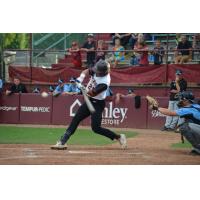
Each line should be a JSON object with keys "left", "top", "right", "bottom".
{"left": 93, "top": 59, "right": 110, "bottom": 75}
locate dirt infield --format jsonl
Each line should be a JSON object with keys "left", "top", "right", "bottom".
{"left": 0, "top": 129, "right": 200, "bottom": 165}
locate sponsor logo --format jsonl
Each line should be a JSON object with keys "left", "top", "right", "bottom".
{"left": 21, "top": 106, "right": 50, "bottom": 112}
{"left": 151, "top": 110, "right": 166, "bottom": 118}
{"left": 69, "top": 100, "right": 128, "bottom": 125}
{"left": 102, "top": 102, "right": 128, "bottom": 125}
{"left": 70, "top": 99, "right": 82, "bottom": 117}
{"left": 0, "top": 106, "right": 17, "bottom": 111}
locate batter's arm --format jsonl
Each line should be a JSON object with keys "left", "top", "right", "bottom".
{"left": 76, "top": 69, "right": 90, "bottom": 83}
{"left": 87, "top": 84, "right": 108, "bottom": 97}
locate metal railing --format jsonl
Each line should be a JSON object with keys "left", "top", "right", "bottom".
{"left": 2, "top": 47, "right": 200, "bottom": 83}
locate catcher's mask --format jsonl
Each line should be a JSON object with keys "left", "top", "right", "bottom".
{"left": 93, "top": 59, "right": 110, "bottom": 76}
{"left": 177, "top": 91, "right": 195, "bottom": 107}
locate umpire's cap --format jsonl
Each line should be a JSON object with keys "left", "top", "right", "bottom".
{"left": 179, "top": 91, "right": 195, "bottom": 102}
{"left": 93, "top": 59, "right": 110, "bottom": 75}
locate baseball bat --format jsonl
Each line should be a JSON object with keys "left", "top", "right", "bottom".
{"left": 76, "top": 82, "right": 96, "bottom": 113}
{"left": 81, "top": 87, "right": 96, "bottom": 113}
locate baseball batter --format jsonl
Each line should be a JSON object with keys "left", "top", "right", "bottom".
{"left": 51, "top": 60, "right": 127, "bottom": 150}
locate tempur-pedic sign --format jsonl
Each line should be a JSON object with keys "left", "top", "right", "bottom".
{"left": 0, "top": 106, "right": 50, "bottom": 112}
{"left": 21, "top": 106, "right": 50, "bottom": 112}
{"left": 70, "top": 99, "right": 128, "bottom": 125}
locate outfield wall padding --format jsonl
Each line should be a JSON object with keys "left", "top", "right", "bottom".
{"left": 0, "top": 93, "right": 170, "bottom": 129}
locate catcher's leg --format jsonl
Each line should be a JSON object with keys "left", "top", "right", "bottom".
{"left": 179, "top": 122, "right": 200, "bottom": 154}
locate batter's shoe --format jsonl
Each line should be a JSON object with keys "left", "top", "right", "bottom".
{"left": 51, "top": 141, "right": 68, "bottom": 150}
{"left": 118, "top": 134, "right": 127, "bottom": 149}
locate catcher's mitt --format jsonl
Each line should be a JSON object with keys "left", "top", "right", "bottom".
{"left": 146, "top": 95, "right": 159, "bottom": 110}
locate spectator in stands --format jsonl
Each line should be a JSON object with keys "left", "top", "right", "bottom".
{"left": 81, "top": 33, "right": 96, "bottom": 67}
{"left": 133, "top": 38, "right": 149, "bottom": 66}
{"left": 53, "top": 79, "right": 66, "bottom": 96}
{"left": 96, "top": 40, "right": 106, "bottom": 62}
{"left": 115, "top": 88, "right": 136, "bottom": 105}
{"left": 175, "top": 35, "right": 192, "bottom": 64}
{"left": 53, "top": 78, "right": 80, "bottom": 97}
{"left": 6, "top": 77, "right": 27, "bottom": 95}
{"left": 66, "top": 77, "right": 81, "bottom": 95}
{"left": 68, "top": 41, "right": 82, "bottom": 68}
{"left": 152, "top": 40, "right": 165, "bottom": 65}
{"left": 49, "top": 86, "right": 55, "bottom": 93}
{"left": 0, "top": 77, "right": 3, "bottom": 93}
{"left": 192, "top": 33, "right": 200, "bottom": 52}
{"left": 175, "top": 33, "right": 182, "bottom": 45}
{"left": 111, "top": 37, "right": 125, "bottom": 67}
{"left": 128, "top": 34, "right": 139, "bottom": 48}
{"left": 32, "top": 87, "right": 40, "bottom": 93}
{"left": 162, "top": 69, "right": 187, "bottom": 132}
{"left": 111, "top": 33, "right": 131, "bottom": 47}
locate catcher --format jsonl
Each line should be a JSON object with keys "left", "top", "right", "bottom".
{"left": 146, "top": 92, "right": 200, "bottom": 156}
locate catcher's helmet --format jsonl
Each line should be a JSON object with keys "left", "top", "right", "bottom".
{"left": 179, "top": 91, "right": 194, "bottom": 102}
{"left": 93, "top": 59, "right": 110, "bottom": 75}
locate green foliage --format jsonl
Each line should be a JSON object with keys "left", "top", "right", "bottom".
{"left": 0, "top": 126, "right": 138, "bottom": 145}
{"left": 0, "top": 33, "right": 29, "bottom": 49}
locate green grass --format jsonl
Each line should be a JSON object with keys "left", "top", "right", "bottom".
{"left": 0, "top": 126, "right": 137, "bottom": 146}
{"left": 171, "top": 141, "right": 192, "bottom": 149}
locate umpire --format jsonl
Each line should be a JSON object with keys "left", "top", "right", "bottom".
{"left": 162, "top": 69, "right": 187, "bottom": 131}
{"left": 51, "top": 60, "right": 127, "bottom": 150}
{"left": 158, "top": 91, "right": 200, "bottom": 155}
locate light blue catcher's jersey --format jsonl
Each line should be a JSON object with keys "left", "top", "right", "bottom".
{"left": 176, "top": 104, "right": 200, "bottom": 121}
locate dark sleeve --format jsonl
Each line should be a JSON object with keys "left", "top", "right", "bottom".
{"left": 82, "top": 42, "right": 87, "bottom": 48}
{"left": 9, "top": 84, "right": 16, "bottom": 92}
{"left": 22, "top": 84, "right": 28, "bottom": 93}
{"left": 92, "top": 84, "right": 108, "bottom": 95}
{"left": 180, "top": 80, "right": 187, "bottom": 92}
{"left": 170, "top": 82, "right": 174, "bottom": 90}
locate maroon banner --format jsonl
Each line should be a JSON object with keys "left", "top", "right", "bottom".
{"left": 9, "top": 64, "right": 200, "bottom": 84}
{"left": 0, "top": 94, "right": 20, "bottom": 123}
{"left": 103, "top": 97, "right": 147, "bottom": 128}
{"left": 9, "top": 65, "right": 166, "bottom": 84}
{"left": 20, "top": 93, "right": 52, "bottom": 124}
{"left": 168, "top": 64, "right": 200, "bottom": 83}
{"left": 0, "top": 94, "right": 196, "bottom": 129}
{"left": 147, "top": 97, "right": 169, "bottom": 129}
{"left": 52, "top": 95, "right": 90, "bottom": 126}
{"left": 52, "top": 95, "right": 147, "bottom": 128}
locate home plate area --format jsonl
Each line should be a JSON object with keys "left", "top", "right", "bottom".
{"left": 0, "top": 130, "right": 200, "bottom": 164}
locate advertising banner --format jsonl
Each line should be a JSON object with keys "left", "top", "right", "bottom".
{"left": 0, "top": 94, "right": 20, "bottom": 123}
{"left": 20, "top": 93, "right": 52, "bottom": 124}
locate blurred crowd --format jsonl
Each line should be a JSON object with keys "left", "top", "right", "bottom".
{"left": 66, "top": 33, "right": 200, "bottom": 68}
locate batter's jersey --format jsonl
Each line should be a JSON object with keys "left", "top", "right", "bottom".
{"left": 86, "top": 73, "right": 111, "bottom": 100}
